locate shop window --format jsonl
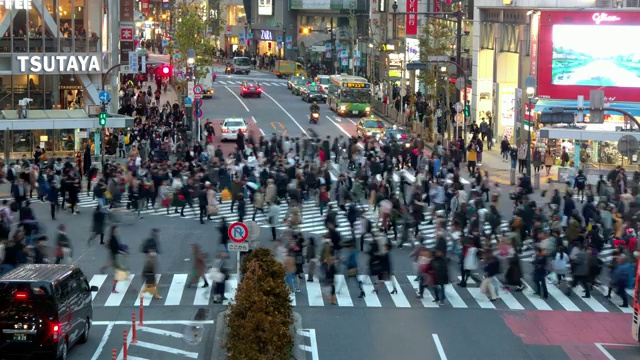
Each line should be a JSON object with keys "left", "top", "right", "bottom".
{"left": 56, "top": 130, "right": 75, "bottom": 152}
{"left": 0, "top": 130, "right": 7, "bottom": 153}
{"left": 480, "top": 23, "right": 494, "bottom": 50}
{"left": 33, "top": 130, "right": 54, "bottom": 152}
{"left": 0, "top": 75, "right": 11, "bottom": 110}
{"left": 12, "top": 130, "right": 32, "bottom": 153}
{"left": 500, "top": 24, "right": 519, "bottom": 53}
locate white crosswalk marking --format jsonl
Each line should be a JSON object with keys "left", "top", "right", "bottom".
{"left": 545, "top": 282, "right": 581, "bottom": 311}
{"left": 359, "top": 275, "right": 382, "bottom": 307}
{"left": 104, "top": 274, "right": 134, "bottom": 307}
{"left": 193, "top": 276, "right": 212, "bottom": 306}
{"left": 307, "top": 276, "right": 325, "bottom": 306}
{"left": 406, "top": 275, "right": 438, "bottom": 308}
{"left": 89, "top": 274, "right": 108, "bottom": 301}
{"left": 572, "top": 286, "right": 608, "bottom": 312}
{"left": 223, "top": 274, "right": 238, "bottom": 305}
{"left": 87, "top": 273, "right": 634, "bottom": 312}
{"left": 138, "top": 274, "right": 162, "bottom": 306}
{"left": 165, "top": 274, "right": 188, "bottom": 306}
{"left": 334, "top": 275, "right": 354, "bottom": 306}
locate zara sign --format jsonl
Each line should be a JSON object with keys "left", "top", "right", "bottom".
{"left": 13, "top": 54, "right": 103, "bottom": 74}
{"left": 260, "top": 30, "right": 273, "bottom": 41}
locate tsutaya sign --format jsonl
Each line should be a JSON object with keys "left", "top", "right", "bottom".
{"left": 0, "top": 0, "right": 32, "bottom": 10}
{"left": 13, "top": 54, "right": 103, "bottom": 74}
{"left": 592, "top": 12, "right": 621, "bottom": 25}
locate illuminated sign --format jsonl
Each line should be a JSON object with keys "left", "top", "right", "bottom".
{"left": 345, "top": 83, "right": 370, "bottom": 88}
{"left": 0, "top": 0, "right": 32, "bottom": 9}
{"left": 14, "top": 54, "right": 102, "bottom": 74}
{"left": 592, "top": 12, "right": 621, "bottom": 25}
{"left": 260, "top": 30, "right": 273, "bottom": 41}
{"left": 258, "top": 0, "right": 273, "bottom": 16}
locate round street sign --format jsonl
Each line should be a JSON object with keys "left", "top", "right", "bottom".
{"left": 455, "top": 76, "right": 465, "bottom": 91}
{"left": 618, "top": 135, "right": 639, "bottom": 157}
{"left": 193, "top": 85, "right": 203, "bottom": 94}
{"left": 244, "top": 220, "right": 260, "bottom": 241}
{"left": 400, "top": 88, "right": 407, "bottom": 97}
{"left": 454, "top": 102, "right": 463, "bottom": 113}
{"left": 193, "top": 109, "right": 203, "bottom": 118}
{"left": 228, "top": 222, "right": 249, "bottom": 243}
{"left": 184, "top": 97, "right": 192, "bottom": 105}
{"left": 194, "top": 98, "right": 203, "bottom": 108}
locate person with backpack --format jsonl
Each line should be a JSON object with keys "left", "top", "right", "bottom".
{"left": 574, "top": 169, "right": 588, "bottom": 203}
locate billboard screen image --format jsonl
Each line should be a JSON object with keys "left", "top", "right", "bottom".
{"left": 552, "top": 25, "right": 640, "bottom": 88}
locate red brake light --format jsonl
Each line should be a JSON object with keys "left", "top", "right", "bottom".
{"left": 52, "top": 323, "right": 60, "bottom": 340}
{"left": 52, "top": 325, "right": 59, "bottom": 332}
{"left": 222, "top": 129, "right": 229, "bottom": 133}
{"left": 15, "top": 292, "right": 28, "bottom": 300}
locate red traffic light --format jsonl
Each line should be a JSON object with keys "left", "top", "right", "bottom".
{"left": 161, "top": 65, "right": 170, "bottom": 75}
{"left": 268, "top": 42, "right": 272, "bottom": 49}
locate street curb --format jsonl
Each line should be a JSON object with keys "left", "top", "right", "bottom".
{"left": 211, "top": 310, "right": 304, "bottom": 360}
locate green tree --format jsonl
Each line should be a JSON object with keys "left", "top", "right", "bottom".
{"left": 418, "top": 17, "right": 456, "bottom": 142}
{"left": 170, "top": 0, "right": 224, "bottom": 80}
{"left": 225, "top": 248, "right": 294, "bottom": 360}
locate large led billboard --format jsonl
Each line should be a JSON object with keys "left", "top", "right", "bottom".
{"left": 537, "top": 11, "right": 640, "bottom": 102}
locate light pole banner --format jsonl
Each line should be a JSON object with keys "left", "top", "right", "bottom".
{"left": 406, "top": 0, "right": 418, "bottom": 36}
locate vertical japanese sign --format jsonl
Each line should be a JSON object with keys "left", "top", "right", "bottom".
{"left": 120, "top": 0, "right": 134, "bottom": 21}
{"left": 120, "top": 0, "right": 135, "bottom": 63}
{"left": 406, "top": 0, "right": 418, "bottom": 36}
{"left": 434, "top": 0, "right": 441, "bottom": 13}
{"left": 529, "top": 12, "right": 539, "bottom": 80}
{"left": 141, "top": 0, "right": 150, "bottom": 17}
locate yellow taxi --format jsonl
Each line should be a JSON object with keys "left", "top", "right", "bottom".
{"left": 356, "top": 116, "right": 386, "bottom": 139}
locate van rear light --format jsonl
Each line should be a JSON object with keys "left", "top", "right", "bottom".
{"left": 52, "top": 324, "right": 60, "bottom": 341}
{"left": 14, "top": 292, "right": 28, "bottom": 300}
{"left": 222, "top": 129, "right": 229, "bottom": 133}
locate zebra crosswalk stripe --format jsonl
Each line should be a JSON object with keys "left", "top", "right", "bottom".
{"left": 87, "top": 272, "right": 633, "bottom": 312}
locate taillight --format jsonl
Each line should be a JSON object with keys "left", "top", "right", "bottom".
{"left": 14, "top": 292, "right": 28, "bottom": 300}
{"left": 257, "top": 87, "right": 262, "bottom": 92}
{"left": 52, "top": 324, "right": 60, "bottom": 341}
{"left": 222, "top": 129, "right": 229, "bottom": 133}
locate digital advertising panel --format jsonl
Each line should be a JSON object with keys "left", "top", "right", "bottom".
{"left": 258, "top": 0, "right": 273, "bottom": 15}
{"left": 537, "top": 11, "right": 640, "bottom": 102}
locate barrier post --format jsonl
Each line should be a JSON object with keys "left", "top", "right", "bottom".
{"left": 131, "top": 313, "right": 137, "bottom": 344}
{"left": 123, "top": 330, "right": 128, "bottom": 360}
{"left": 112, "top": 349, "right": 117, "bottom": 360}
{"left": 139, "top": 296, "right": 144, "bottom": 326}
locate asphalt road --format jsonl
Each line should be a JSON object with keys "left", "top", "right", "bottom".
{"left": 14, "top": 68, "right": 635, "bottom": 360}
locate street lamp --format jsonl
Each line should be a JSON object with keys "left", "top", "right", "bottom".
{"left": 186, "top": 48, "right": 196, "bottom": 79}
{"left": 525, "top": 75, "right": 538, "bottom": 178}
{"left": 392, "top": 1, "right": 398, "bottom": 40}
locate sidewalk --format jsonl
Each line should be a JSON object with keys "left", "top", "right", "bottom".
{"left": 370, "top": 105, "right": 558, "bottom": 186}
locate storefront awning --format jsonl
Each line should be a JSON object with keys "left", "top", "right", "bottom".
{"left": 534, "top": 99, "right": 640, "bottom": 117}
{"left": 539, "top": 124, "right": 640, "bottom": 142}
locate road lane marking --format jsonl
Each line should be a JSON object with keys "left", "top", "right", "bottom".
{"left": 297, "top": 329, "right": 320, "bottom": 360}
{"left": 306, "top": 276, "right": 324, "bottom": 306}
{"left": 443, "top": 284, "right": 466, "bottom": 308}
{"left": 89, "top": 274, "right": 107, "bottom": 301}
{"left": 225, "top": 86, "right": 250, "bottom": 112}
{"left": 546, "top": 282, "right": 581, "bottom": 311}
{"left": 270, "top": 121, "right": 288, "bottom": 137}
{"left": 572, "top": 286, "right": 608, "bottom": 312}
{"left": 261, "top": 91, "right": 309, "bottom": 136}
{"left": 324, "top": 115, "right": 351, "bottom": 137}
{"left": 165, "top": 274, "right": 188, "bottom": 306}
{"left": 137, "top": 326, "right": 184, "bottom": 338}
{"left": 105, "top": 274, "right": 134, "bottom": 307}
{"left": 93, "top": 320, "right": 215, "bottom": 326}
{"left": 466, "top": 287, "right": 496, "bottom": 309}
{"left": 251, "top": 115, "right": 265, "bottom": 136}
{"left": 90, "top": 322, "right": 114, "bottom": 360}
{"left": 432, "top": 334, "right": 448, "bottom": 360}
{"left": 131, "top": 340, "right": 198, "bottom": 359}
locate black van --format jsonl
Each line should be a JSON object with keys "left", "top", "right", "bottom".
{"left": 0, "top": 264, "right": 98, "bottom": 360}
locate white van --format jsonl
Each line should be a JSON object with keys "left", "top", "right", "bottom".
{"left": 232, "top": 57, "right": 251, "bottom": 74}
{"left": 198, "top": 65, "right": 215, "bottom": 99}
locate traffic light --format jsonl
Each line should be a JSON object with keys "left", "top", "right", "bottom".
{"left": 300, "top": 27, "right": 310, "bottom": 34}
{"left": 268, "top": 42, "right": 271, "bottom": 50}
{"left": 463, "top": 105, "right": 470, "bottom": 117}
{"left": 99, "top": 112, "right": 107, "bottom": 127}
{"left": 539, "top": 107, "right": 575, "bottom": 124}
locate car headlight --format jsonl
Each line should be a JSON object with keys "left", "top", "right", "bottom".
{"left": 340, "top": 105, "right": 346, "bottom": 111}
{"left": 365, "top": 107, "right": 371, "bottom": 112}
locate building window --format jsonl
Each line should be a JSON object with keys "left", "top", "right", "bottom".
{"left": 226, "top": 5, "right": 245, "bottom": 26}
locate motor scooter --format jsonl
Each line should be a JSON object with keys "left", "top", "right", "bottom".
{"left": 309, "top": 111, "right": 320, "bottom": 124}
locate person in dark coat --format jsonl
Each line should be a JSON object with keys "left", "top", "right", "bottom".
{"left": 430, "top": 249, "right": 449, "bottom": 305}
{"left": 87, "top": 206, "right": 106, "bottom": 244}
{"left": 83, "top": 146, "right": 92, "bottom": 190}
{"left": 505, "top": 252, "right": 524, "bottom": 291}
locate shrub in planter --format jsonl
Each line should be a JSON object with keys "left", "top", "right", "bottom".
{"left": 224, "top": 248, "right": 294, "bottom": 360}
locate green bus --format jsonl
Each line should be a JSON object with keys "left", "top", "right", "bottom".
{"left": 327, "top": 75, "right": 372, "bottom": 117}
